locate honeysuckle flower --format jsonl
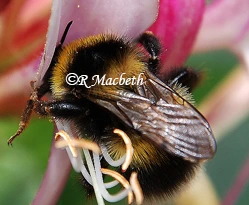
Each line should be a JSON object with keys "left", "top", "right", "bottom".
{"left": 1, "top": 0, "right": 249, "bottom": 204}
{"left": 32, "top": 1, "right": 216, "bottom": 205}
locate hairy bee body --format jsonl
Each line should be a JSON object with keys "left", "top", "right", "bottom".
{"left": 69, "top": 93, "right": 197, "bottom": 199}
{"left": 50, "top": 34, "right": 146, "bottom": 100}
{"left": 9, "top": 23, "right": 216, "bottom": 201}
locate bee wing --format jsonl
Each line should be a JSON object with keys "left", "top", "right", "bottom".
{"left": 91, "top": 71, "right": 216, "bottom": 163}
{"left": 117, "top": 99, "right": 216, "bottom": 163}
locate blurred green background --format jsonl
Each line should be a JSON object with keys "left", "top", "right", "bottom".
{"left": 0, "top": 50, "right": 249, "bottom": 205}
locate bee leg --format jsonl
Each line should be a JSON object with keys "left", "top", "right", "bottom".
{"left": 34, "top": 101, "right": 86, "bottom": 120}
{"left": 138, "top": 32, "right": 162, "bottom": 74}
{"left": 8, "top": 23, "right": 74, "bottom": 145}
{"left": 165, "top": 67, "right": 202, "bottom": 92}
{"left": 7, "top": 81, "right": 50, "bottom": 145}
{"left": 8, "top": 98, "right": 35, "bottom": 145}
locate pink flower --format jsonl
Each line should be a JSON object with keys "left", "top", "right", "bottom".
{"left": 2, "top": 0, "right": 249, "bottom": 204}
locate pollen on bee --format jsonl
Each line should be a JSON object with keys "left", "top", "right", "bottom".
{"left": 172, "top": 93, "right": 184, "bottom": 105}
{"left": 171, "top": 83, "right": 195, "bottom": 106}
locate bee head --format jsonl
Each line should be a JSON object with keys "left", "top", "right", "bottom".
{"left": 50, "top": 34, "right": 146, "bottom": 99}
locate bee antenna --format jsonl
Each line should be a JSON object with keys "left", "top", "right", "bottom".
{"left": 59, "top": 21, "right": 73, "bottom": 46}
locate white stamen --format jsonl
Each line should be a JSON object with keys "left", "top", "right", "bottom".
{"left": 80, "top": 160, "right": 92, "bottom": 185}
{"left": 55, "top": 122, "right": 83, "bottom": 172}
{"left": 65, "top": 147, "right": 83, "bottom": 173}
{"left": 93, "top": 153, "right": 131, "bottom": 202}
{"left": 104, "top": 180, "right": 119, "bottom": 189}
{"left": 84, "top": 149, "right": 105, "bottom": 205}
{"left": 53, "top": 123, "right": 141, "bottom": 204}
{"left": 101, "top": 168, "right": 134, "bottom": 204}
{"left": 101, "top": 145, "right": 125, "bottom": 167}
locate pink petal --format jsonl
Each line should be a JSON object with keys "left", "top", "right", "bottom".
{"left": 193, "top": 0, "right": 249, "bottom": 69}
{"left": 37, "top": 0, "right": 159, "bottom": 82}
{"left": 32, "top": 137, "right": 71, "bottom": 205}
{"left": 149, "top": 0, "right": 205, "bottom": 73}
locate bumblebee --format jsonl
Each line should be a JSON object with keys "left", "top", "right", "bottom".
{"left": 9, "top": 22, "right": 216, "bottom": 201}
